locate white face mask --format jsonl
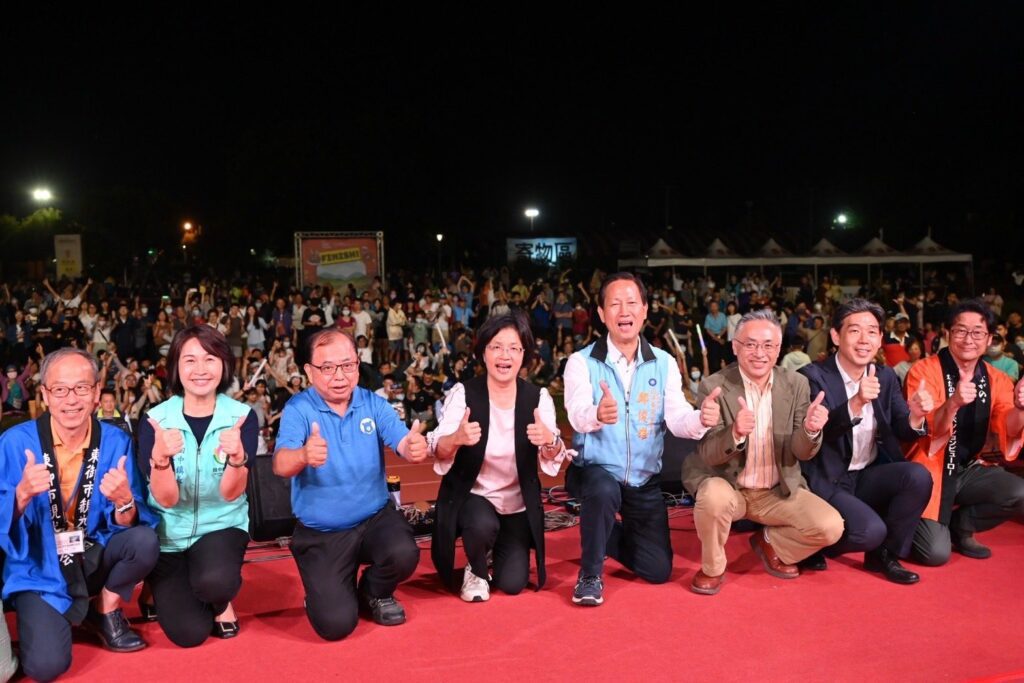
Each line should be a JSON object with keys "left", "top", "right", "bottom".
{"left": 342, "top": 309, "right": 351, "bottom": 316}
{"left": 165, "top": 307, "right": 173, "bottom": 315}
{"left": 141, "top": 307, "right": 148, "bottom": 315}
{"left": 690, "top": 370, "right": 701, "bottom": 380}
{"left": 283, "top": 341, "right": 291, "bottom": 349}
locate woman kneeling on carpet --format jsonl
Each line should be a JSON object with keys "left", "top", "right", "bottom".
{"left": 138, "top": 325, "right": 258, "bottom": 646}
{"left": 428, "top": 312, "right": 566, "bottom": 601}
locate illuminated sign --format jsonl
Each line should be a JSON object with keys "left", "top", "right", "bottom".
{"left": 506, "top": 237, "right": 577, "bottom": 265}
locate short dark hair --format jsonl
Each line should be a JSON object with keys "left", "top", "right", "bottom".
{"left": 947, "top": 298, "right": 996, "bottom": 333}
{"left": 100, "top": 388, "right": 116, "bottom": 398}
{"left": 167, "top": 325, "right": 234, "bottom": 396}
{"left": 306, "top": 328, "right": 356, "bottom": 364}
{"left": 832, "top": 298, "right": 885, "bottom": 331}
{"left": 472, "top": 311, "right": 536, "bottom": 366}
{"left": 598, "top": 272, "right": 647, "bottom": 308}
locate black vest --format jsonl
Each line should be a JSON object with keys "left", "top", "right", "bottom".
{"left": 431, "top": 376, "right": 547, "bottom": 591}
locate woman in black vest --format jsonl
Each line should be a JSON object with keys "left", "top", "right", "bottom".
{"left": 429, "top": 312, "right": 566, "bottom": 601}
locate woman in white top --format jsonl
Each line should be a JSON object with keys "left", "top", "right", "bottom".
{"left": 428, "top": 312, "right": 566, "bottom": 602}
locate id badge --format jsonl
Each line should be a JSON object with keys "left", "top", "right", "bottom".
{"left": 55, "top": 530, "right": 86, "bottom": 555}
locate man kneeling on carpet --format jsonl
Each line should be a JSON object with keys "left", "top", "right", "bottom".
{"left": 428, "top": 312, "right": 567, "bottom": 602}
{"left": 902, "top": 299, "right": 1024, "bottom": 566}
{"left": 797, "top": 299, "right": 934, "bottom": 584}
{"left": 683, "top": 310, "right": 844, "bottom": 595}
{"left": 274, "top": 329, "right": 429, "bottom": 640}
{"left": 0, "top": 348, "right": 159, "bottom": 681}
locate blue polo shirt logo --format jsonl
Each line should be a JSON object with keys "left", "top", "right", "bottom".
{"left": 360, "top": 418, "right": 376, "bottom": 435}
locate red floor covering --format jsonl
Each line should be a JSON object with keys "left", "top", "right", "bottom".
{"left": 10, "top": 517, "right": 1024, "bottom": 682}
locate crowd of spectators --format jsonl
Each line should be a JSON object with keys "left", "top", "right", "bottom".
{"left": 1, "top": 264, "right": 1018, "bottom": 450}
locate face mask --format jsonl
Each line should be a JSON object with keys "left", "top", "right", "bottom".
{"left": 690, "top": 370, "right": 701, "bottom": 380}
{"left": 192, "top": 308, "right": 201, "bottom": 316}
{"left": 283, "top": 341, "right": 291, "bottom": 349}
{"left": 165, "top": 307, "right": 173, "bottom": 315}
{"left": 141, "top": 307, "right": 148, "bottom": 315}
{"left": 667, "top": 296, "right": 676, "bottom": 305}
{"left": 1016, "top": 341, "right": 1024, "bottom": 351}
{"left": 987, "top": 345, "right": 1002, "bottom": 357}
{"left": 342, "top": 309, "right": 351, "bottom": 316}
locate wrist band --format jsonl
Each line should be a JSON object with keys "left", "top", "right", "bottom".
{"left": 151, "top": 458, "right": 172, "bottom": 471}
{"left": 227, "top": 454, "right": 248, "bottom": 468}
{"left": 115, "top": 499, "right": 135, "bottom": 514}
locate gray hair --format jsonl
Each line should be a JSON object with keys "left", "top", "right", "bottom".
{"left": 39, "top": 348, "right": 101, "bottom": 386}
{"left": 734, "top": 309, "right": 783, "bottom": 339}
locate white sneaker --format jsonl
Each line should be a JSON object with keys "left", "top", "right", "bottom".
{"left": 460, "top": 566, "right": 490, "bottom": 603}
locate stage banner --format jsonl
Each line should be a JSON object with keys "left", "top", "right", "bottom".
{"left": 294, "top": 231, "right": 384, "bottom": 291}
{"left": 54, "top": 234, "right": 83, "bottom": 279}
{"left": 506, "top": 237, "right": 577, "bottom": 266}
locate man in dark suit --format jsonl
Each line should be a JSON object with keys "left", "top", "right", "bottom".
{"left": 683, "top": 309, "right": 843, "bottom": 596}
{"left": 799, "top": 299, "right": 934, "bottom": 584}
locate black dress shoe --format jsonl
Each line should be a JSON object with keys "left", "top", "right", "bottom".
{"left": 864, "top": 547, "right": 919, "bottom": 585}
{"left": 85, "top": 608, "right": 147, "bottom": 652}
{"left": 798, "top": 551, "right": 828, "bottom": 572}
{"left": 952, "top": 533, "right": 992, "bottom": 559}
{"left": 137, "top": 598, "right": 158, "bottom": 622}
{"left": 212, "top": 620, "right": 240, "bottom": 639}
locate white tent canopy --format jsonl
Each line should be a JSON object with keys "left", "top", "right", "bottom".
{"left": 618, "top": 234, "right": 972, "bottom": 289}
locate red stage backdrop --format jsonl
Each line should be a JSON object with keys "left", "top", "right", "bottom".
{"left": 294, "top": 231, "right": 384, "bottom": 292}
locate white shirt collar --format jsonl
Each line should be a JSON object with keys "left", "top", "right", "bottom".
{"left": 605, "top": 335, "right": 640, "bottom": 366}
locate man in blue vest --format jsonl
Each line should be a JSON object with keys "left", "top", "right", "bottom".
{"left": 564, "top": 273, "right": 721, "bottom": 606}
{"left": 274, "top": 329, "right": 429, "bottom": 640}
{"left": 0, "top": 348, "right": 158, "bottom": 681}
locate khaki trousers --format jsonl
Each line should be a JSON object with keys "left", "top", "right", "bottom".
{"left": 694, "top": 477, "right": 844, "bottom": 576}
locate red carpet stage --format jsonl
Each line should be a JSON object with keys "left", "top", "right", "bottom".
{"left": 9, "top": 517, "right": 1024, "bottom": 682}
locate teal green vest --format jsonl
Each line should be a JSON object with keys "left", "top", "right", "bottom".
{"left": 147, "top": 394, "right": 251, "bottom": 552}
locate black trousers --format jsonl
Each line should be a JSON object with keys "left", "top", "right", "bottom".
{"left": 458, "top": 494, "right": 531, "bottom": 595}
{"left": 290, "top": 505, "right": 419, "bottom": 641}
{"left": 911, "top": 464, "right": 1024, "bottom": 566}
{"left": 824, "top": 461, "right": 932, "bottom": 558}
{"left": 149, "top": 527, "right": 250, "bottom": 648}
{"left": 14, "top": 525, "right": 159, "bottom": 682}
{"left": 565, "top": 464, "right": 672, "bottom": 583}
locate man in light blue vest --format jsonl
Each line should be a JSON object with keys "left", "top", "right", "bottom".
{"left": 564, "top": 273, "right": 721, "bottom": 606}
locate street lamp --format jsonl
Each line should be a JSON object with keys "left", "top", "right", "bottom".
{"left": 834, "top": 213, "right": 848, "bottom": 225}
{"left": 524, "top": 208, "right": 539, "bottom": 231}
{"left": 31, "top": 188, "right": 53, "bottom": 203}
{"left": 435, "top": 233, "right": 444, "bottom": 275}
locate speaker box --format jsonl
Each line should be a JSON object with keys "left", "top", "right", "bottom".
{"left": 247, "top": 453, "right": 297, "bottom": 541}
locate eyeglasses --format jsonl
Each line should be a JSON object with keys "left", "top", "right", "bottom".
{"left": 486, "top": 344, "right": 524, "bottom": 356}
{"left": 308, "top": 361, "right": 359, "bottom": 376}
{"left": 950, "top": 327, "right": 989, "bottom": 341}
{"left": 735, "top": 339, "right": 780, "bottom": 353}
{"left": 46, "top": 383, "right": 95, "bottom": 398}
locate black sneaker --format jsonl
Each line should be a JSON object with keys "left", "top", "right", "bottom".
{"left": 84, "top": 608, "right": 147, "bottom": 652}
{"left": 359, "top": 591, "right": 407, "bottom": 626}
{"left": 952, "top": 533, "right": 992, "bottom": 560}
{"left": 572, "top": 575, "right": 604, "bottom": 606}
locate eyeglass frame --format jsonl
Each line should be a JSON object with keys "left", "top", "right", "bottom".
{"left": 44, "top": 383, "right": 97, "bottom": 398}
{"left": 949, "top": 327, "right": 990, "bottom": 341}
{"left": 307, "top": 361, "right": 360, "bottom": 376}
{"left": 734, "top": 339, "right": 781, "bottom": 353}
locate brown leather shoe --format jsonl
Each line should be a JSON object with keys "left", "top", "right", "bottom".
{"left": 690, "top": 570, "right": 725, "bottom": 595}
{"left": 749, "top": 532, "right": 799, "bottom": 579}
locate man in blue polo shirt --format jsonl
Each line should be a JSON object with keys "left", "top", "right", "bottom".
{"left": 274, "top": 329, "right": 428, "bottom": 641}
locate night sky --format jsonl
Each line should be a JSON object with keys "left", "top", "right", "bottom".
{"left": 2, "top": 6, "right": 1022, "bottom": 268}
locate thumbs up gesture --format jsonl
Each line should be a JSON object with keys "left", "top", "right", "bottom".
{"left": 100, "top": 455, "right": 134, "bottom": 507}
{"left": 596, "top": 380, "right": 618, "bottom": 425}
{"left": 455, "top": 407, "right": 482, "bottom": 447}
{"left": 402, "top": 419, "right": 429, "bottom": 463}
{"left": 16, "top": 449, "right": 50, "bottom": 512}
{"left": 218, "top": 414, "right": 248, "bottom": 464}
{"left": 908, "top": 380, "right": 935, "bottom": 421}
{"left": 527, "top": 407, "right": 556, "bottom": 449}
{"left": 952, "top": 379, "right": 977, "bottom": 408}
{"left": 858, "top": 364, "right": 881, "bottom": 403}
{"left": 733, "top": 396, "right": 756, "bottom": 440}
{"left": 804, "top": 391, "right": 829, "bottom": 433}
{"left": 304, "top": 421, "right": 328, "bottom": 467}
{"left": 1014, "top": 376, "right": 1024, "bottom": 411}
{"left": 149, "top": 418, "right": 185, "bottom": 466}
{"left": 700, "top": 386, "right": 722, "bottom": 428}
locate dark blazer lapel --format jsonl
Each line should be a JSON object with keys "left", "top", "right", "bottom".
{"left": 823, "top": 355, "right": 855, "bottom": 456}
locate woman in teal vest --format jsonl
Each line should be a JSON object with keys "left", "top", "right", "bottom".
{"left": 139, "top": 325, "right": 258, "bottom": 647}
